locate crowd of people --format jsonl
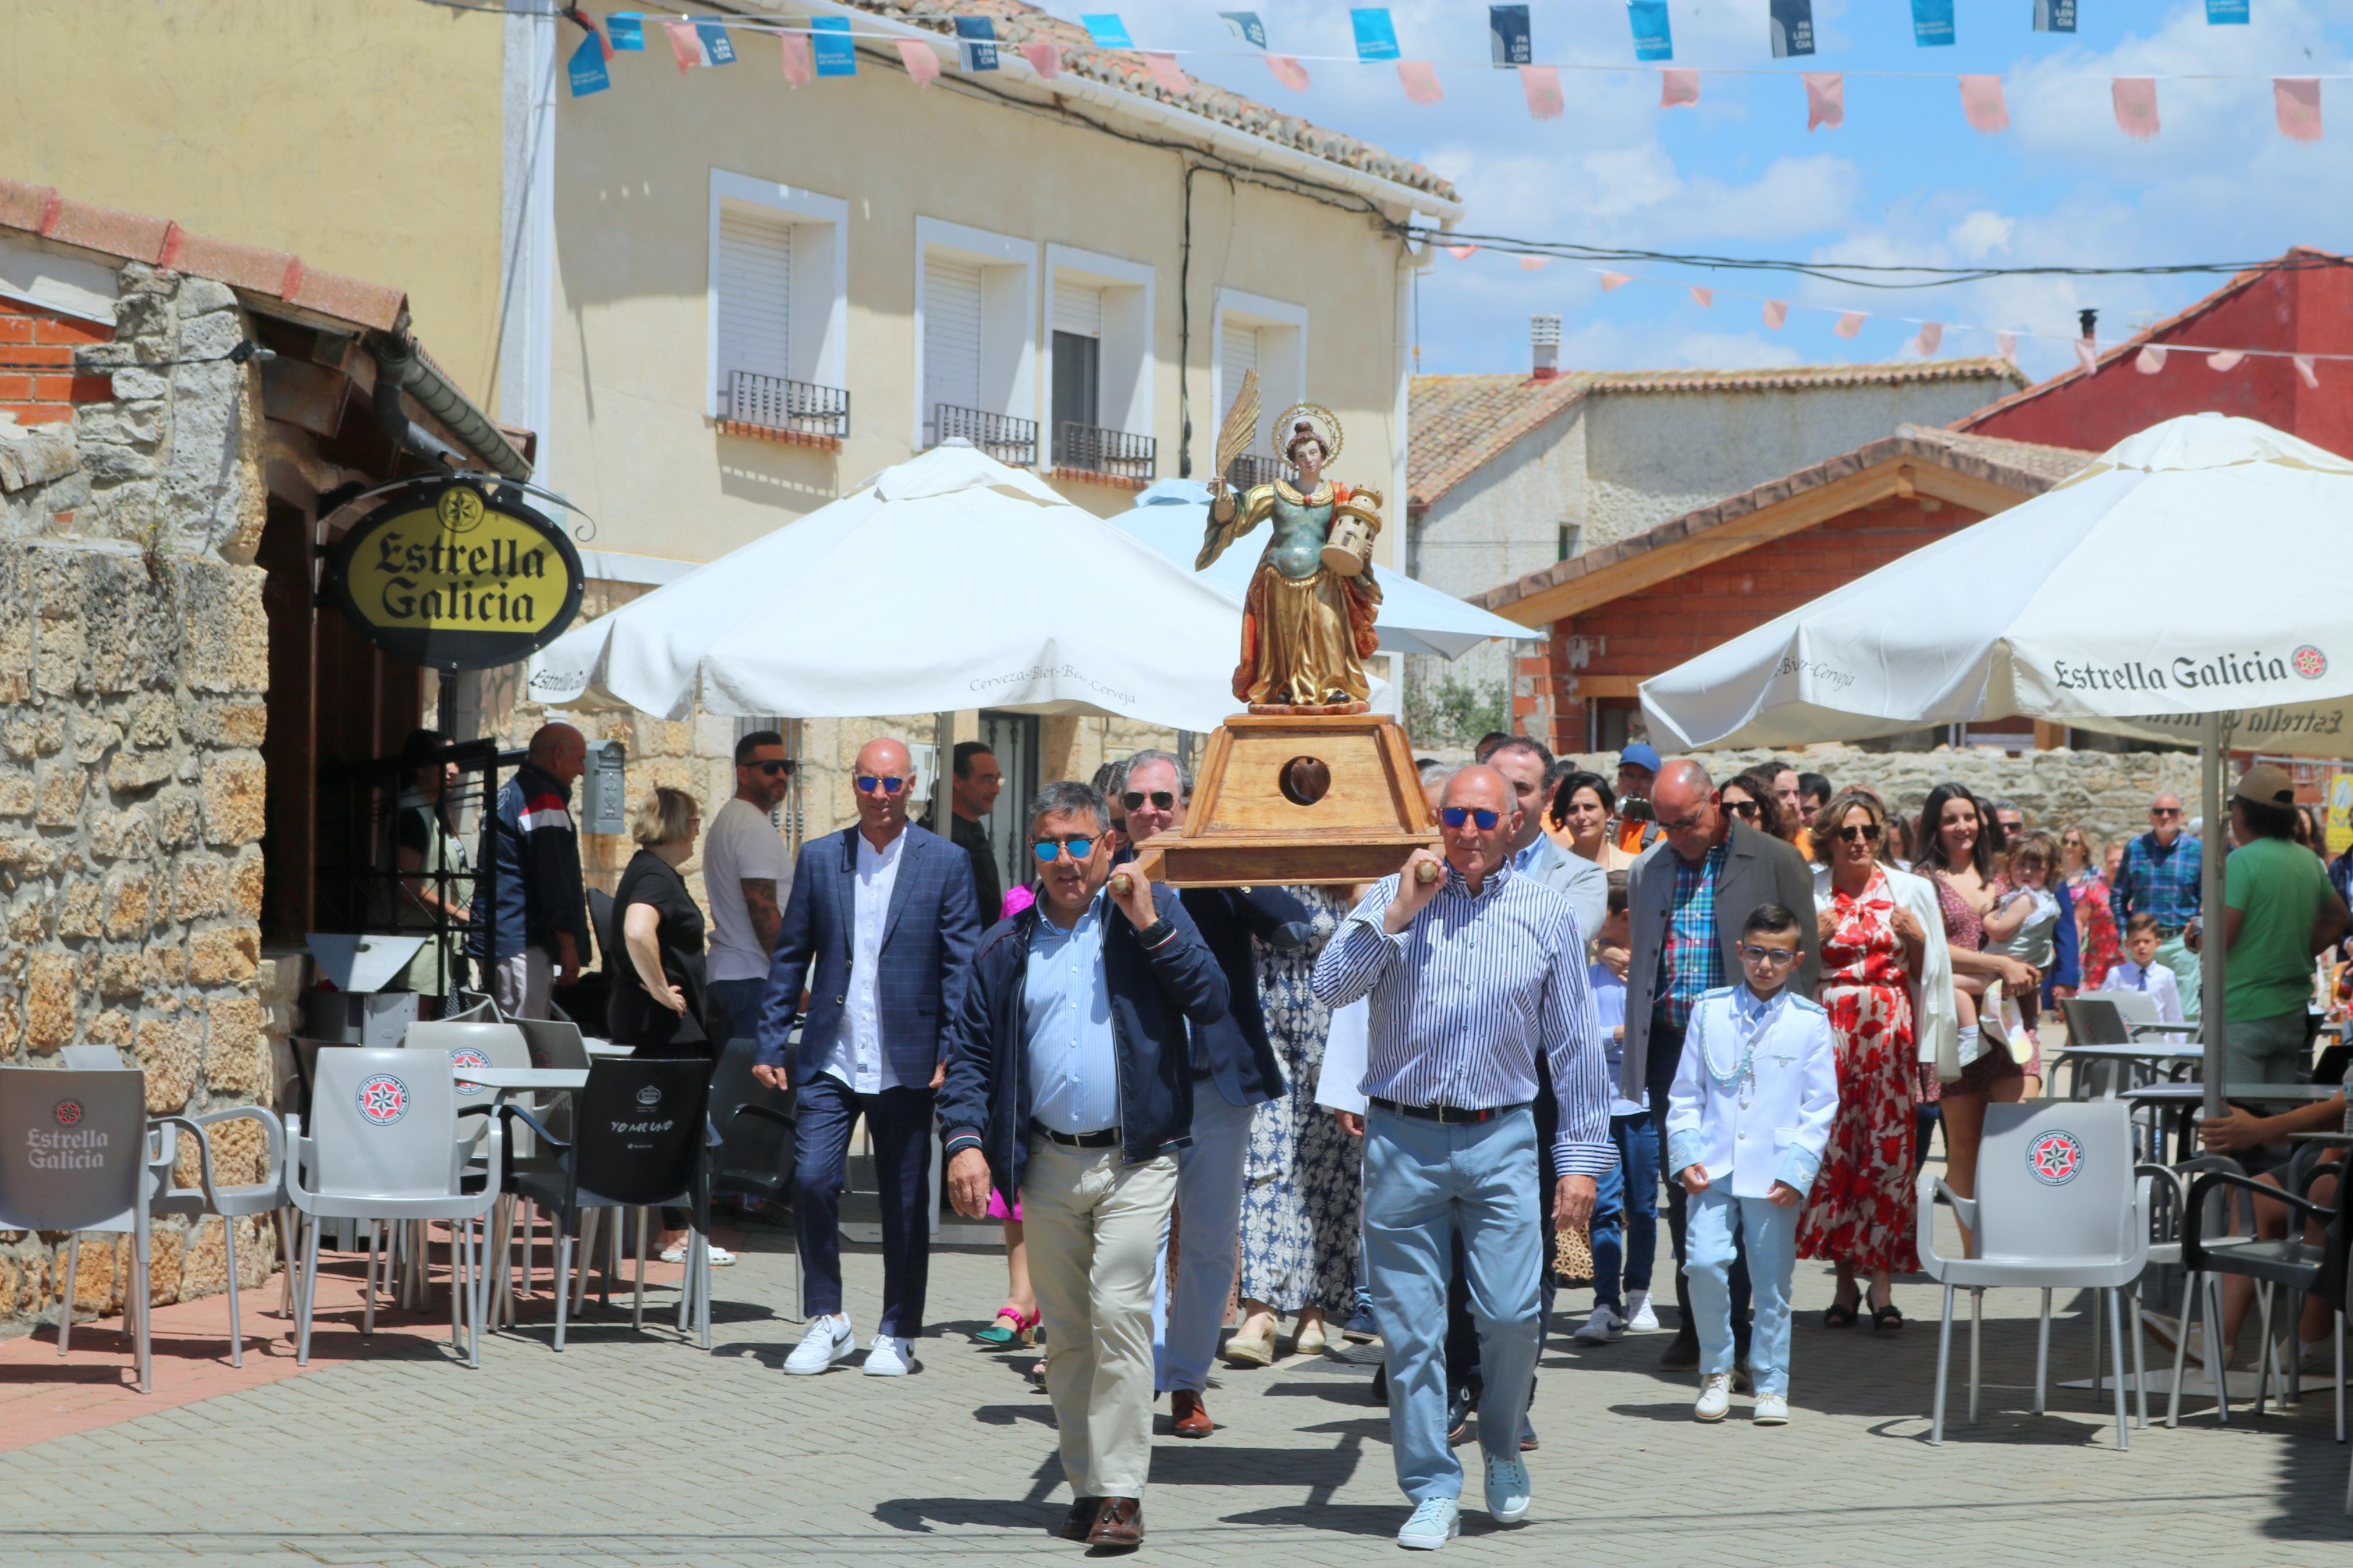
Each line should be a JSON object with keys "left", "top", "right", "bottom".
{"left": 382, "top": 717, "right": 2351, "bottom": 1551}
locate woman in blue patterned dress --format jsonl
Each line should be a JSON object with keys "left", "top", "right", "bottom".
{"left": 1226, "top": 886, "right": 1362, "bottom": 1366}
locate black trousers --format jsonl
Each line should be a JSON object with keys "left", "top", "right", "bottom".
{"left": 1648, "top": 1019, "right": 1751, "bottom": 1351}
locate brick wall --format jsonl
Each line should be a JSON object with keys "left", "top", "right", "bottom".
{"left": 0, "top": 299, "right": 115, "bottom": 427}
{"left": 1513, "top": 495, "right": 1986, "bottom": 753}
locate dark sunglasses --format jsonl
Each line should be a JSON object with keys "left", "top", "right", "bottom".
{"left": 747, "top": 760, "right": 792, "bottom": 776}
{"left": 1837, "top": 823, "right": 1882, "bottom": 842}
{"left": 1440, "top": 806, "right": 1500, "bottom": 830}
{"left": 1031, "top": 837, "right": 1096, "bottom": 863}
{"left": 1122, "top": 790, "right": 1177, "bottom": 812}
{"left": 1724, "top": 798, "right": 1760, "bottom": 819}
{"left": 2150, "top": 806, "right": 2182, "bottom": 817}
{"left": 855, "top": 774, "right": 907, "bottom": 795}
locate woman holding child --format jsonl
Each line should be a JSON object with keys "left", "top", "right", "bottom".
{"left": 1798, "top": 790, "right": 1954, "bottom": 1330}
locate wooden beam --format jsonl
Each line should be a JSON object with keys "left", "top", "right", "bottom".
{"left": 1566, "top": 675, "right": 1644, "bottom": 699}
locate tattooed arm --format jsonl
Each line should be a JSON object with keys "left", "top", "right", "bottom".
{"left": 741, "top": 877, "right": 782, "bottom": 957}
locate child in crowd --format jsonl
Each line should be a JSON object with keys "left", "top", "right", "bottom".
{"left": 1574, "top": 874, "right": 1659, "bottom": 1343}
{"left": 2091, "top": 911, "right": 2187, "bottom": 1025}
{"left": 1988, "top": 830, "right": 2064, "bottom": 1037}
{"left": 1666, "top": 904, "right": 1839, "bottom": 1425}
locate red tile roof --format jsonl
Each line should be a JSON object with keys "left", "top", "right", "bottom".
{"left": 1408, "top": 358, "right": 2024, "bottom": 510}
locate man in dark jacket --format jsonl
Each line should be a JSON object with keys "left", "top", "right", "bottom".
{"left": 942, "top": 780, "right": 1226, "bottom": 1551}
{"left": 467, "top": 723, "right": 590, "bottom": 1019}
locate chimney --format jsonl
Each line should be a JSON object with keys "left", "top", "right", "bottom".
{"left": 2077, "top": 307, "right": 2099, "bottom": 342}
{"left": 1531, "top": 314, "right": 1562, "bottom": 381}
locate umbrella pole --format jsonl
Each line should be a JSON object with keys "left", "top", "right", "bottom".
{"left": 2200, "top": 713, "right": 2228, "bottom": 1121}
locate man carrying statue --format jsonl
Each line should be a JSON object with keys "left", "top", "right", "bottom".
{"left": 1198, "top": 401, "right": 1383, "bottom": 713}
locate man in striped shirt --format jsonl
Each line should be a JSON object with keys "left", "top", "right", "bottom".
{"left": 1313, "top": 765, "right": 1610, "bottom": 1551}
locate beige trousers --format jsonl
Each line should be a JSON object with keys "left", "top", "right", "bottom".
{"left": 1021, "top": 1137, "right": 1177, "bottom": 1499}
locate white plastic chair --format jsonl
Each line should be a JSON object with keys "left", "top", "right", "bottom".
{"left": 149, "top": 1103, "right": 293, "bottom": 1369}
{"left": 1917, "top": 1099, "right": 2151, "bottom": 1449}
{"left": 285, "top": 1047, "right": 505, "bottom": 1367}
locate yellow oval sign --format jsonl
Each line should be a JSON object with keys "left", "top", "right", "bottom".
{"left": 323, "top": 479, "right": 583, "bottom": 671}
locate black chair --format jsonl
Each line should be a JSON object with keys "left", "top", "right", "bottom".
{"left": 2183, "top": 1162, "right": 2348, "bottom": 1441}
{"left": 498, "top": 1057, "right": 719, "bottom": 1351}
{"left": 706, "top": 1037, "right": 800, "bottom": 1318}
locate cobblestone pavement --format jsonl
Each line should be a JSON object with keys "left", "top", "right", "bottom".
{"left": 0, "top": 1200, "right": 2347, "bottom": 1568}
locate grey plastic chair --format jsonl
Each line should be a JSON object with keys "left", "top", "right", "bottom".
{"left": 1917, "top": 1099, "right": 2151, "bottom": 1448}
{"left": 148, "top": 1103, "right": 294, "bottom": 1369}
{"left": 0, "top": 1066, "right": 173, "bottom": 1392}
{"left": 284, "top": 1047, "right": 505, "bottom": 1367}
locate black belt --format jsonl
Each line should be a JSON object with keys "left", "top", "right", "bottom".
{"left": 1030, "top": 1119, "right": 1119, "bottom": 1149}
{"left": 1193, "top": 1065, "right": 1215, "bottom": 1082}
{"left": 1368, "top": 1096, "right": 1528, "bottom": 1125}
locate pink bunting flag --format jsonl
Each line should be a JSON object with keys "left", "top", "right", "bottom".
{"left": 1520, "top": 65, "right": 1563, "bottom": 121}
{"left": 1142, "top": 51, "right": 1191, "bottom": 95}
{"left": 1020, "top": 41, "right": 1061, "bottom": 80}
{"left": 2276, "top": 77, "right": 2323, "bottom": 142}
{"left": 1398, "top": 61, "right": 1443, "bottom": 105}
{"left": 1689, "top": 286, "right": 1713, "bottom": 308}
{"left": 2111, "top": 78, "right": 2159, "bottom": 140}
{"left": 2295, "top": 354, "right": 2322, "bottom": 388}
{"left": 1660, "top": 69, "right": 1699, "bottom": 109}
{"left": 2074, "top": 338, "right": 2099, "bottom": 376}
{"left": 1265, "top": 54, "right": 1309, "bottom": 91}
{"left": 898, "top": 39, "right": 941, "bottom": 87}
{"left": 781, "top": 34, "right": 814, "bottom": 87}
{"left": 1916, "top": 322, "right": 1943, "bottom": 355}
{"left": 1445, "top": 244, "right": 1478, "bottom": 261}
{"left": 1598, "top": 272, "right": 1633, "bottom": 291}
{"left": 1959, "top": 76, "right": 2009, "bottom": 134}
{"left": 1520, "top": 255, "right": 1546, "bottom": 271}
{"left": 1803, "top": 73, "right": 1844, "bottom": 132}
{"left": 2209, "top": 350, "right": 2245, "bottom": 371}
{"left": 2136, "top": 346, "right": 2167, "bottom": 374}
{"left": 1833, "top": 311, "right": 1865, "bottom": 339}
{"left": 1997, "top": 330, "right": 2018, "bottom": 361}
{"left": 1762, "top": 300, "right": 1788, "bottom": 329}
{"left": 666, "top": 20, "right": 701, "bottom": 72}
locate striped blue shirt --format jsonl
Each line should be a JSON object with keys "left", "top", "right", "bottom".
{"left": 1311, "top": 863, "right": 1615, "bottom": 1178}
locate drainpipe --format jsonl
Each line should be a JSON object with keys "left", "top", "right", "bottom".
{"left": 368, "top": 336, "right": 533, "bottom": 480}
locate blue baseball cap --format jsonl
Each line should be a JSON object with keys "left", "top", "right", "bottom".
{"left": 1618, "top": 742, "right": 1662, "bottom": 774}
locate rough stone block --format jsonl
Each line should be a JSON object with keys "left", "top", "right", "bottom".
{"left": 127, "top": 694, "right": 178, "bottom": 749}
{"left": 97, "top": 948, "right": 143, "bottom": 998}
{"left": 228, "top": 845, "right": 264, "bottom": 918}
{"left": 187, "top": 922, "right": 258, "bottom": 986}
{"left": 178, "top": 561, "right": 268, "bottom": 695}
{"left": 33, "top": 611, "right": 84, "bottom": 698}
{"left": 25, "top": 950, "right": 77, "bottom": 1051}
{"left": 31, "top": 760, "right": 82, "bottom": 826}
{"left": 2, "top": 709, "right": 66, "bottom": 759}
{"left": 143, "top": 941, "right": 187, "bottom": 990}
{"left": 134, "top": 1015, "right": 201, "bottom": 1109}
{"left": 152, "top": 784, "right": 198, "bottom": 846}
{"left": 174, "top": 278, "right": 238, "bottom": 318}
{"left": 200, "top": 996, "right": 268, "bottom": 1096}
{"left": 55, "top": 879, "right": 98, "bottom": 937}
{"left": 89, "top": 806, "right": 155, "bottom": 861}
{"left": 85, "top": 1008, "right": 131, "bottom": 1046}
{"left": 104, "top": 747, "right": 172, "bottom": 793}
{"left": 171, "top": 853, "right": 228, "bottom": 919}
{"left": 0, "top": 774, "right": 32, "bottom": 817}
{"left": 198, "top": 750, "right": 265, "bottom": 844}
{"left": 100, "top": 866, "right": 153, "bottom": 938}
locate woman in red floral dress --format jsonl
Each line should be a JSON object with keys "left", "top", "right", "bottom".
{"left": 1798, "top": 791, "right": 1929, "bottom": 1331}
{"left": 2060, "top": 825, "right": 2121, "bottom": 990}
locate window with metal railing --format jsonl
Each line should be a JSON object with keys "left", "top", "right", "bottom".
{"left": 1053, "top": 422, "right": 1155, "bottom": 481}
{"left": 727, "top": 371, "right": 850, "bottom": 440}
{"left": 932, "top": 404, "right": 1038, "bottom": 467}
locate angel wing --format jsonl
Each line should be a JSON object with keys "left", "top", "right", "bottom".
{"left": 1198, "top": 371, "right": 1262, "bottom": 569}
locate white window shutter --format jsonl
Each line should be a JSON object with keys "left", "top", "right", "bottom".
{"left": 924, "top": 256, "right": 984, "bottom": 434}
{"left": 1052, "top": 280, "right": 1103, "bottom": 339}
{"left": 715, "top": 202, "right": 793, "bottom": 408}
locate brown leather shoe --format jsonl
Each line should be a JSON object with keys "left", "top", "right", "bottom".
{"left": 1085, "top": 1496, "right": 1143, "bottom": 1547}
{"left": 1170, "top": 1388, "right": 1214, "bottom": 1438}
{"left": 1060, "top": 1496, "right": 1103, "bottom": 1542}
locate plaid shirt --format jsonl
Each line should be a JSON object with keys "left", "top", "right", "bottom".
{"left": 2109, "top": 831, "right": 2203, "bottom": 931}
{"left": 1655, "top": 842, "right": 1729, "bottom": 1030}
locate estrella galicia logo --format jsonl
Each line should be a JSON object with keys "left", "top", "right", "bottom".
{"left": 449, "top": 1048, "right": 491, "bottom": 1097}
{"left": 54, "top": 1099, "right": 83, "bottom": 1128}
{"left": 2027, "top": 1129, "right": 2084, "bottom": 1186}
{"left": 357, "top": 1074, "right": 411, "bottom": 1126}
{"left": 635, "top": 1085, "right": 662, "bottom": 1108}
{"left": 2292, "top": 645, "right": 2327, "bottom": 680}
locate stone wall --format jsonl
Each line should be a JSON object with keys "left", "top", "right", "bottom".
{"left": 0, "top": 266, "right": 275, "bottom": 1336}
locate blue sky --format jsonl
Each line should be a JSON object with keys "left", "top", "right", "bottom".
{"left": 1031, "top": 2, "right": 2353, "bottom": 380}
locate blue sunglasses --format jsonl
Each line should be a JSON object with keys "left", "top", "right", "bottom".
{"left": 1440, "top": 806, "right": 1500, "bottom": 830}
{"left": 855, "top": 774, "right": 907, "bottom": 795}
{"left": 1031, "top": 837, "right": 1097, "bottom": 863}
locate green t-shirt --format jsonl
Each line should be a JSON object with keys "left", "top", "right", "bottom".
{"left": 2222, "top": 835, "right": 2330, "bottom": 1022}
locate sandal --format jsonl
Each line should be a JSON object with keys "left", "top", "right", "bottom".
{"left": 1822, "top": 1302, "right": 1859, "bottom": 1329}
{"left": 1871, "top": 1302, "right": 1904, "bottom": 1333}
{"left": 972, "top": 1306, "right": 1039, "bottom": 1347}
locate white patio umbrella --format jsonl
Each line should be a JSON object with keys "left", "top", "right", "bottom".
{"left": 1110, "top": 479, "right": 1533, "bottom": 660}
{"left": 527, "top": 443, "right": 1245, "bottom": 733}
{"left": 1639, "top": 413, "right": 2353, "bottom": 1114}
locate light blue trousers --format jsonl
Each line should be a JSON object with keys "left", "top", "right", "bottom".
{"left": 1363, "top": 1105, "right": 1542, "bottom": 1503}
{"left": 1152, "top": 1087, "right": 1257, "bottom": 1393}
{"left": 1685, "top": 1188, "right": 1799, "bottom": 1397}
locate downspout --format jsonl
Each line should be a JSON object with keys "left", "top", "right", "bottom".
{"left": 369, "top": 336, "right": 533, "bottom": 480}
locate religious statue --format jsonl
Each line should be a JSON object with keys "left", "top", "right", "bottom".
{"left": 1197, "top": 394, "right": 1383, "bottom": 713}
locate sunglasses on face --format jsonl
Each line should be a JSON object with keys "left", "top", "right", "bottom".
{"left": 1739, "top": 945, "right": 1800, "bottom": 968}
{"left": 1122, "top": 790, "right": 1177, "bottom": 812}
{"left": 1440, "top": 806, "right": 1501, "bottom": 830}
{"left": 1837, "top": 823, "right": 1881, "bottom": 842}
{"left": 2150, "top": 807, "right": 2181, "bottom": 818}
{"left": 1031, "top": 837, "right": 1097, "bottom": 863}
{"left": 1724, "top": 798, "right": 1759, "bottom": 819}
{"left": 1658, "top": 808, "right": 1707, "bottom": 833}
{"left": 855, "top": 774, "right": 907, "bottom": 795}
{"left": 747, "top": 760, "right": 791, "bottom": 776}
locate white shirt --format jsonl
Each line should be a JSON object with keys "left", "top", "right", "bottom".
{"left": 1664, "top": 983, "right": 1839, "bottom": 1200}
{"left": 701, "top": 797, "right": 789, "bottom": 983}
{"left": 2092, "top": 957, "right": 2186, "bottom": 1026}
{"left": 1312, "top": 998, "right": 1371, "bottom": 1115}
{"left": 827, "top": 827, "right": 906, "bottom": 1093}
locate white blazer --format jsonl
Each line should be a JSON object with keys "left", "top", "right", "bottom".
{"left": 1812, "top": 863, "right": 1960, "bottom": 1082}
{"left": 1665, "top": 984, "right": 1839, "bottom": 1200}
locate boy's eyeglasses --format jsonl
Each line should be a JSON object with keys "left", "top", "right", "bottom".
{"left": 1122, "top": 790, "right": 1177, "bottom": 812}
{"left": 1439, "top": 806, "right": 1500, "bottom": 830}
{"left": 1836, "top": 823, "right": 1881, "bottom": 842}
{"left": 855, "top": 774, "right": 907, "bottom": 795}
{"left": 1031, "top": 837, "right": 1097, "bottom": 863}
{"left": 1739, "top": 945, "right": 1801, "bottom": 968}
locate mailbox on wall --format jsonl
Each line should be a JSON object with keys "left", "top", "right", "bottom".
{"left": 583, "top": 739, "right": 628, "bottom": 834}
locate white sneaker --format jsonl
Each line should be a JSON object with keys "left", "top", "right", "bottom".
{"left": 1752, "top": 1392, "right": 1790, "bottom": 1425}
{"left": 784, "top": 1314, "right": 856, "bottom": 1375}
{"left": 1396, "top": 1496, "right": 1460, "bottom": 1551}
{"left": 1573, "top": 1303, "right": 1627, "bottom": 1344}
{"left": 659, "top": 1240, "right": 736, "bottom": 1265}
{"left": 1624, "top": 1290, "right": 1660, "bottom": 1332}
{"left": 861, "top": 1334, "right": 915, "bottom": 1377}
{"left": 1694, "top": 1372, "right": 1733, "bottom": 1422}
{"left": 1481, "top": 1455, "right": 1532, "bottom": 1525}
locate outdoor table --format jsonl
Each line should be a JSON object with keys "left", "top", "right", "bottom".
{"left": 2124, "top": 1082, "right": 2343, "bottom": 1163}
{"left": 583, "top": 1040, "right": 633, "bottom": 1059}
{"left": 2286, "top": 1130, "right": 2352, "bottom": 1147}
{"left": 2057, "top": 1041, "right": 2202, "bottom": 1100}
{"left": 453, "top": 1067, "right": 590, "bottom": 1091}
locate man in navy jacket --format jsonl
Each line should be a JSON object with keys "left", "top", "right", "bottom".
{"left": 754, "top": 736, "right": 979, "bottom": 1378}
{"left": 941, "top": 780, "right": 1226, "bottom": 1550}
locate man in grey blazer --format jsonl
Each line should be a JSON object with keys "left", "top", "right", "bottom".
{"left": 1620, "top": 758, "right": 1820, "bottom": 1374}
{"left": 1488, "top": 739, "right": 1607, "bottom": 936}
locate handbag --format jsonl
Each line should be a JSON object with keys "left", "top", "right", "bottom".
{"left": 1555, "top": 1222, "right": 1595, "bottom": 1288}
